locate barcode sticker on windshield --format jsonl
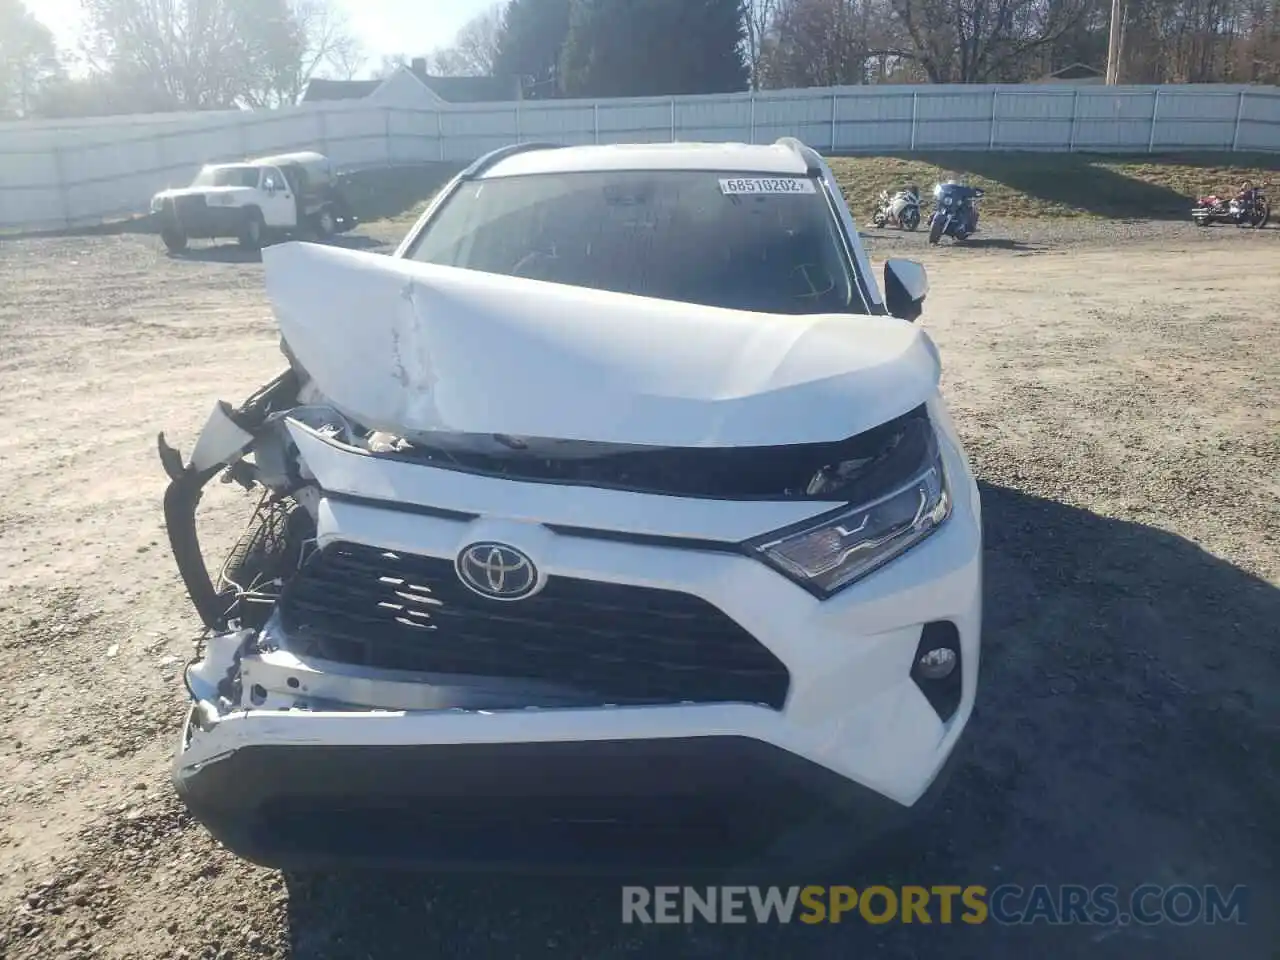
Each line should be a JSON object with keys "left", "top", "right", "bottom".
{"left": 719, "top": 177, "right": 816, "bottom": 196}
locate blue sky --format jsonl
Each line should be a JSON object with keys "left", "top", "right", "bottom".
{"left": 29, "top": 0, "right": 498, "bottom": 75}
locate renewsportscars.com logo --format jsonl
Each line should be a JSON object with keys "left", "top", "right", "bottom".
{"left": 621, "top": 884, "right": 1251, "bottom": 926}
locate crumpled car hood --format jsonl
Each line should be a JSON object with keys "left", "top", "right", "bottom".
{"left": 260, "top": 242, "right": 942, "bottom": 447}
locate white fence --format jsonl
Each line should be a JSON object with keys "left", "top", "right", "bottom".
{"left": 2, "top": 83, "right": 1279, "bottom": 233}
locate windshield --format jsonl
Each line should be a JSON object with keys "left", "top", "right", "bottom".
{"left": 191, "top": 165, "right": 259, "bottom": 188}
{"left": 405, "top": 170, "right": 861, "bottom": 315}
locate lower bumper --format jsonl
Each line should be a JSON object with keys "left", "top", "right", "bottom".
{"left": 174, "top": 724, "right": 964, "bottom": 877}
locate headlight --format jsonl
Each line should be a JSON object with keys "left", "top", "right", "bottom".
{"left": 942, "top": 195, "right": 953, "bottom": 207}
{"left": 747, "top": 442, "right": 952, "bottom": 598}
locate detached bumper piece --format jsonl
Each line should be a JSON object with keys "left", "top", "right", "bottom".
{"left": 175, "top": 734, "right": 939, "bottom": 876}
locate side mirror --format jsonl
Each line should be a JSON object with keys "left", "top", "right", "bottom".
{"left": 884, "top": 259, "right": 928, "bottom": 322}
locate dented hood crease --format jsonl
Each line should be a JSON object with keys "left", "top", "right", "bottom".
{"left": 261, "top": 242, "right": 942, "bottom": 448}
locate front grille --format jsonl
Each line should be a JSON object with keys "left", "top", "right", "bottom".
{"left": 174, "top": 195, "right": 207, "bottom": 218}
{"left": 276, "top": 541, "right": 790, "bottom": 709}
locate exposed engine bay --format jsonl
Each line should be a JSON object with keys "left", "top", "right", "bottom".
{"left": 160, "top": 346, "right": 938, "bottom": 722}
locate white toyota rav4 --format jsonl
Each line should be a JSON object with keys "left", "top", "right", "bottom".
{"left": 158, "top": 138, "right": 982, "bottom": 874}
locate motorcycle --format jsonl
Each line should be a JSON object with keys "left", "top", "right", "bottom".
{"left": 928, "top": 181, "right": 984, "bottom": 244}
{"left": 1191, "top": 184, "right": 1270, "bottom": 228}
{"left": 871, "top": 186, "right": 921, "bottom": 231}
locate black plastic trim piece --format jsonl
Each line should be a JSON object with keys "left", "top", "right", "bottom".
{"left": 459, "top": 141, "right": 564, "bottom": 180}
{"left": 159, "top": 370, "right": 305, "bottom": 632}
{"left": 371, "top": 443, "right": 857, "bottom": 503}
{"left": 773, "top": 136, "right": 825, "bottom": 177}
{"left": 323, "top": 491, "right": 480, "bottom": 523}
{"left": 322, "top": 489, "right": 812, "bottom": 557}
{"left": 910, "top": 620, "right": 963, "bottom": 722}
{"left": 539, "top": 523, "right": 748, "bottom": 554}
{"left": 159, "top": 451, "right": 234, "bottom": 632}
{"left": 235, "top": 367, "right": 302, "bottom": 430}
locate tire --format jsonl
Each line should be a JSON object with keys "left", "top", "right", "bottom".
{"left": 904, "top": 208, "right": 920, "bottom": 231}
{"left": 239, "top": 209, "right": 265, "bottom": 250}
{"left": 928, "top": 216, "right": 944, "bottom": 245}
{"left": 161, "top": 225, "right": 188, "bottom": 253}
{"left": 313, "top": 207, "right": 337, "bottom": 240}
{"left": 1252, "top": 204, "right": 1270, "bottom": 229}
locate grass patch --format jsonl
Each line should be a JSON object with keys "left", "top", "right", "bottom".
{"left": 353, "top": 151, "right": 1280, "bottom": 230}
{"left": 827, "top": 151, "right": 1280, "bottom": 220}
{"left": 15, "top": 149, "right": 1269, "bottom": 240}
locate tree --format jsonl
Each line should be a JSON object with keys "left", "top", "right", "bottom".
{"left": 758, "top": 0, "right": 899, "bottom": 87}
{"left": 561, "top": 0, "right": 750, "bottom": 97}
{"left": 426, "top": 3, "right": 505, "bottom": 76}
{"left": 744, "top": 0, "right": 780, "bottom": 88}
{"left": 493, "top": 0, "right": 573, "bottom": 96}
{"left": 374, "top": 53, "right": 409, "bottom": 78}
{"left": 239, "top": 0, "right": 367, "bottom": 106}
{"left": 0, "top": 0, "right": 63, "bottom": 118}
{"left": 79, "top": 0, "right": 361, "bottom": 110}
{"left": 31, "top": 72, "right": 180, "bottom": 118}
{"left": 887, "top": 0, "right": 1095, "bottom": 81}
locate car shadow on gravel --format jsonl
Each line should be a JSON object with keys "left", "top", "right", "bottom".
{"left": 862, "top": 231, "right": 1046, "bottom": 254}
{"left": 166, "top": 234, "right": 390, "bottom": 264}
{"left": 925, "top": 153, "right": 1195, "bottom": 221}
{"left": 167, "top": 245, "right": 263, "bottom": 264}
{"left": 936, "top": 238, "right": 1041, "bottom": 251}
{"left": 278, "top": 482, "right": 1279, "bottom": 960}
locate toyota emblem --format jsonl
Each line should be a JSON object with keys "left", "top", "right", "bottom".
{"left": 455, "top": 542, "right": 539, "bottom": 601}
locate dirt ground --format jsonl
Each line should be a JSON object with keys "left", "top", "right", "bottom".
{"left": 0, "top": 217, "right": 1276, "bottom": 960}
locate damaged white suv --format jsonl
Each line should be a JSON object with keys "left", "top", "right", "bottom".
{"left": 158, "top": 138, "right": 982, "bottom": 874}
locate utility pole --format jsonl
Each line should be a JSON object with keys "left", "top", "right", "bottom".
{"left": 1105, "top": 0, "right": 1123, "bottom": 84}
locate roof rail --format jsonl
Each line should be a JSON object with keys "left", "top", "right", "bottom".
{"left": 774, "top": 137, "right": 824, "bottom": 176}
{"left": 460, "top": 141, "right": 564, "bottom": 179}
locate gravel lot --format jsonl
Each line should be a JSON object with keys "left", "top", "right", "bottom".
{"left": 0, "top": 216, "right": 1276, "bottom": 960}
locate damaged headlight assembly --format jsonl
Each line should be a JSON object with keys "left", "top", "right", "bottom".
{"left": 747, "top": 438, "right": 951, "bottom": 598}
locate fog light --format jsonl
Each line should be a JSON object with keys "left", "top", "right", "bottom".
{"left": 910, "top": 620, "right": 963, "bottom": 722}
{"left": 916, "top": 647, "right": 956, "bottom": 680}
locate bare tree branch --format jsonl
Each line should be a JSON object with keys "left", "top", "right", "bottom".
{"left": 426, "top": 3, "right": 504, "bottom": 76}
{"left": 744, "top": 0, "right": 780, "bottom": 88}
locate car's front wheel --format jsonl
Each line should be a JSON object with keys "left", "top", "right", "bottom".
{"left": 239, "top": 209, "right": 266, "bottom": 250}
{"left": 313, "top": 207, "right": 337, "bottom": 240}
